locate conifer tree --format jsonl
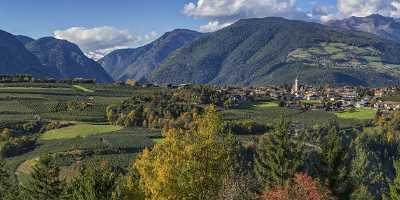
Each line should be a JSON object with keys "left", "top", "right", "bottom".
{"left": 66, "top": 161, "right": 120, "bottom": 200}
{"left": 321, "top": 123, "right": 353, "bottom": 199}
{"left": 254, "top": 118, "right": 303, "bottom": 188}
{"left": 0, "top": 158, "right": 11, "bottom": 200}
{"left": 390, "top": 160, "right": 400, "bottom": 199}
{"left": 23, "top": 157, "right": 63, "bottom": 200}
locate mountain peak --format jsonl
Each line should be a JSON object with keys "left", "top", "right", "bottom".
{"left": 99, "top": 28, "right": 202, "bottom": 81}
{"left": 25, "top": 36, "right": 113, "bottom": 82}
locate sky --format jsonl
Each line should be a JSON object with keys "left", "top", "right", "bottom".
{"left": 1, "top": 0, "right": 399, "bottom": 59}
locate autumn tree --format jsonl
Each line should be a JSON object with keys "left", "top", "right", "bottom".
{"left": 135, "top": 105, "right": 237, "bottom": 200}
{"left": 262, "top": 173, "right": 334, "bottom": 200}
{"left": 120, "top": 165, "right": 145, "bottom": 200}
{"left": 254, "top": 118, "right": 303, "bottom": 188}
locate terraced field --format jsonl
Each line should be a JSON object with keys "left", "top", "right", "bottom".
{"left": 0, "top": 83, "right": 163, "bottom": 183}
{"left": 334, "top": 108, "right": 377, "bottom": 120}
{"left": 40, "top": 123, "right": 123, "bottom": 140}
{"left": 288, "top": 42, "right": 400, "bottom": 73}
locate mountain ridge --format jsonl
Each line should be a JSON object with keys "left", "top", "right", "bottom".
{"left": 98, "top": 29, "right": 202, "bottom": 81}
{"left": 24, "top": 37, "right": 113, "bottom": 83}
{"left": 326, "top": 14, "right": 400, "bottom": 43}
{"left": 148, "top": 17, "right": 400, "bottom": 87}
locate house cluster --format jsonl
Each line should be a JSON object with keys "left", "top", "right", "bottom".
{"left": 222, "top": 77, "right": 400, "bottom": 112}
{"left": 114, "top": 78, "right": 400, "bottom": 112}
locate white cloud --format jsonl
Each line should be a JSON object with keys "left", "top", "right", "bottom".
{"left": 183, "top": 0, "right": 310, "bottom": 32}
{"left": 54, "top": 26, "right": 158, "bottom": 60}
{"left": 199, "top": 21, "right": 233, "bottom": 32}
{"left": 337, "top": 0, "right": 400, "bottom": 18}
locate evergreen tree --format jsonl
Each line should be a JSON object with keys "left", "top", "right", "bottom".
{"left": 66, "top": 161, "right": 120, "bottom": 200}
{"left": 254, "top": 118, "right": 303, "bottom": 188}
{"left": 23, "top": 157, "right": 63, "bottom": 200}
{"left": 0, "top": 158, "right": 11, "bottom": 200}
{"left": 390, "top": 160, "right": 400, "bottom": 199}
{"left": 321, "top": 124, "right": 353, "bottom": 199}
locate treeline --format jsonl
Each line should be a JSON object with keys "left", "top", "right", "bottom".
{"left": 3, "top": 107, "right": 400, "bottom": 199}
{"left": 106, "top": 85, "right": 241, "bottom": 129}
{"left": 0, "top": 74, "right": 96, "bottom": 83}
{"left": 0, "top": 121, "right": 72, "bottom": 158}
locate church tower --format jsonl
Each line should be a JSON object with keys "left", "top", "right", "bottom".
{"left": 292, "top": 76, "right": 299, "bottom": 95}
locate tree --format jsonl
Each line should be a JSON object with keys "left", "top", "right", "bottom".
{"left": 0, "top": 128, "right": 12, "bottom": 141}
{"left": 253, "top": 118, "right": 303, "bottom": 188}
{"left": 0, "top": 158, "right": 11, "bottom": 200}
{"left": 218, "top": 172, "right": 256, "bottom": 200}
{"left": 120, "top": 165, "right": 145, "bottom": 200}
{"left": 351, "top": 127, "right": 399, "bottom": 199}
{"left": 66, "top": 161, "right": 120, "bottom": 200}
{"left": 23, "top": 157, "right": 64, "bottom": 200}
{"left": 135, "top": 105, "right": 237, "bottom": 200}
{"left": 321, "top": 124, "right": 353, "bottom": 199}
{"left": 261, "top": 173, "right": 334, "bottom": 200}
{"left": 390, "top": 160, "right": 400, "bottom": 199}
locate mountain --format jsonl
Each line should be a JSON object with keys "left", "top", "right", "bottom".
{"left": 149, "top": 17, "right": 400, "bottom": 87}
{"left": 99, "top": 29, "right": 202, "bottom": 81}
{"left": 326, "top": 14, "right": 400, "bottom": 43}
{"left": 24, "top": 37, "right": 113, "bottom": 83}
{"left": 0, "top": 30, "right": 58, "bottom": 77}
{"left": 15, "top": 35, "right": 35, "bottom": 45}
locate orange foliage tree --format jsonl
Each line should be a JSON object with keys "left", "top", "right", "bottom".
{"left": 262, "top": 173, "right": 334, "bottom": 200}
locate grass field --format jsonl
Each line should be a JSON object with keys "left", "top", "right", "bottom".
{"left": 72, "top": 85, "right": 94, "bottom": 93}
{"left": 334, "top": 108, "right": 377, "bottom": 120}
{"left": 254, "top": 101, "right": 279, "bottom": 108}
{"left": 40, "top": 123, "right": 123, "bottom": 140}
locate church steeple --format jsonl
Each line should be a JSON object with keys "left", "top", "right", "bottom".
{"left": 292, "top": 76, "right": 299, "bottom": 95}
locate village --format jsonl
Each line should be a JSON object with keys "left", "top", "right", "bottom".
{"left": 213, "top": 77, "right": 400, "bottom": 113}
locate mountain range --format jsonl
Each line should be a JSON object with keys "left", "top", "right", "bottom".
{"left": 98, "top": 29, "right": 201, "bottom": 82}
{"left": 327, "top": 14, "right": 400, "bottom": 43}
{"left": 3, "top": 14, "right": 400, "bottom": 86}
{"left": 24, "top": 37, "right": 112, "bottom": 82}
{"left": 148, "top": 17, "right": 400, "bottom": 87}
{"left": 0, "top": 30, "right": 112, "bottom": 82}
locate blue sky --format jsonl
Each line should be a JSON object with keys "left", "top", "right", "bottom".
{"left": 0, "top": 0, "right": 397, "bottom": 58}
{"left": 0, "top": 0, "right": 204, "bottom": 38}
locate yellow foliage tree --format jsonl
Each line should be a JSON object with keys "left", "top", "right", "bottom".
{"left": 135, "top": 105, "right": 236, "bottom": 200}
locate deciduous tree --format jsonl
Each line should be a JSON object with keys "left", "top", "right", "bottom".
{"left": 135, "top": 105, "right": 237, "bottom": 200}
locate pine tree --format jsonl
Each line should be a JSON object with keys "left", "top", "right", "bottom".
{"left": 321, "top": 124, "right": 353, "bottom": 199}
{"left": 390, "top": 160, "right": 400, "bottom": 199}
{"left": 66, "top": 161, "right": 120, "bottom": 200}
{"left": 0, "top": 158, "right": 11, "bottom": 200}
{"left": 23, "top": 157, "right": 63, "bottom": 200}
{"left": 254, "top": 118, "right": 303, "bottom": 188}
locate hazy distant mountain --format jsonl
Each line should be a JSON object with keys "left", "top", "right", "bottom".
{"left": 149, "top": 17, "right": 400, "bottom": 87}
{"left": 0, "top": 30, "right": 58, "bottom": 77}
{"left": 99, "top": 29, "right": 202, "bottom": 81}
{"left": 24, "top": 37, "right": 113, "bottom": 83}
{"left": 327, "top": 14, "right": 400, "bottom": 43}
{"left": 15, "top": 35, "right": 35, "bottom": 46}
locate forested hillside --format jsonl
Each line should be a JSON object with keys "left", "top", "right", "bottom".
{"left": 150, "top": 17, "right": 400, "bottom": 87}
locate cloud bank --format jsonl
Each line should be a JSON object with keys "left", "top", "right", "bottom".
{"left": 184, "top": 0, "right": 400, "bottom": 32}
{"left": 54, "top": 26, "right": 157, "bottom": 60}
{"left": 183, "top": 0, "right": 309, "bottom": 32}
{"left": 337, "top": 0, "right": 400, "bottom": 18}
